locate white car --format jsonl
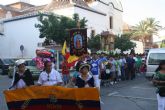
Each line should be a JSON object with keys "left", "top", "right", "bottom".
{"left": 146, "top": 48, "right": 165, "bottom": 79}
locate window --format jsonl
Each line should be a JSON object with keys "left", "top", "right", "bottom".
{"left": 91, "top": 30, "right": 96, "bottom": 37}
{"left": 148, "top": 53, "right": 165, "bottom": 65}
{"left": 109, "top": 16, "right": 113, "bottom": 29}
{"left": 2, "top": 59, "right": 14, "bottom": 65}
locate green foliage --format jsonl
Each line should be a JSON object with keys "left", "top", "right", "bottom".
{"left": 132, "top": 18, "right": 162, "bottom": 42}
{"left": 114, "top": 34, "right": 136, "bottom": 53}
{"left": 88, "top": 34, "right": 101, "bottom": 52}
{"left": 35, "top": 13, "right": 87, "bottom": 45}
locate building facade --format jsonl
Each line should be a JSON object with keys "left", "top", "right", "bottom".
{"left": 0, "top": 0, "right": 123, "bottom": 58}
{"left": 0, "top": 13, "right": 45, "bottom": 58}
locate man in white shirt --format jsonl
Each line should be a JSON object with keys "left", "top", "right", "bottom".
{"left": 38, "top": 61, "right": 63, "bottom": 86}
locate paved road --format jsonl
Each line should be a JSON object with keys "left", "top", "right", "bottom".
{"left": 101, "top": 75, "right": 157, "bottom": 110}
{"left": 0, "top": 75, "right": 157, "bottom": 110}
{"left": 0, "top": 75, "right": 12, "bottom": 110}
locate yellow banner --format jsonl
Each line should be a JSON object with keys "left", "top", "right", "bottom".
{"left": 4, "top": 86, "right": 100, "bottom": 110}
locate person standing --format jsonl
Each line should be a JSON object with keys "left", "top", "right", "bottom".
{"left": 109, "top": 56, "right": 117, "bottom": 85}
{"left": 62, "top": 58, "right": 70, "bottom": 85}
{"left": 136, "top": 56, "right": 142, "bottom": 74}
{"left": 90, "top": 53, "right": 101, "bottom": 89}
{"left": 38, "top": 61, "right": 63, "bottom": 86}
{"left": 115, "top": 57, "right": 121, "bottom": 81}
{"left": 126, "top": 54, "right": 135, "bottom": 80}
{"left": 9, "top": 59, "right": 34, "bottom": 90}
{"left": 153, "top": 61, "right": 165, "bottom": 110}
{"left": 119, "top": 56, "right": 127, "bottom": 80}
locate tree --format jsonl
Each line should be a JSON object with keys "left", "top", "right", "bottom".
{"left": 114, "top": 34, "right": 136, "bottom": 53}
{"left": 35, "top": 13, "right": 87, "bottom": 45}
{"left": 132, "top": 18, "right": 162, "bottom": 50}
{"left": 88, "top": 34, "right": 101, "bottom": 52}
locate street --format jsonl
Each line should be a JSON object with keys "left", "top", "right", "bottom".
{"left": 0, "top": 75, "right": 157, "bottom": 110}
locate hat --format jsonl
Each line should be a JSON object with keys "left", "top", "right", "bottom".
{"left": 15, "top": 59, "right": 25, "bottom": 66}
{"left": 79, "top": 63, "right": 91, "bottom": 72}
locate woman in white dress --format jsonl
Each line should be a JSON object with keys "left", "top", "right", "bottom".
{"left": 9, "top": 59, "right": 34, "bottom": 90}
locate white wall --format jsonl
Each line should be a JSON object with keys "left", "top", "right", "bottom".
{"left": 113, "top": 9, "right": 123, "bottom": 35}
{"left": 74, "top": 7, "right": 107, "bottom": 37}
{"left": 53, "top": 1, "right": 123, "bottom": 36}
{"left": 88, "top": 0, "right": 123, "bottom": 35}
{"left": 0, "top": 17, "right": 44, "bottom": 58}
{"left": 53, "top": 6, "right": 107, "bottom": 37}
{"left": 132, "top": 40, "right": 144, "bottom": 54}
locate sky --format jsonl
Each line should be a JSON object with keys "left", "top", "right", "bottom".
{"left": 120, "top": 0, "right": 165, "bottom": 41}
{"left": 0, "top": 0, "right": 165, "bottom": 40}
{"left": 121, "top": 0, "right": 165, "bottom": 26}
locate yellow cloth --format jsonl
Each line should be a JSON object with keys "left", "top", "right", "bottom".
{"left": 67, "top": 55, "right": 79, "bottom": 63}
{"left": 4, "top": 86, "right": 100, "bottom": 102}
{"left": 62, "top": 41, "right": 67, "bottom": 56}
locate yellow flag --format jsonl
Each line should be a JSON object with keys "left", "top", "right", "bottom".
{"left": 62, "top": 41, "right": 67, "bottom": 55}
{"left": 67, "top": 55, "right": 79, "bottom": 63}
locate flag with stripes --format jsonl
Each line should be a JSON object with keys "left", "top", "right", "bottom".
{"left": 4, "top": 86, "right": 101, "bottom": 110}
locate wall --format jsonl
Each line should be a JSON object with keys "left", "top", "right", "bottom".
{"left": 132, "top": 40, "right": 144, "bottom": 54}
{"left": 88, "top": 0, "right": 123, "bottom": 35}
{"left": 53, "top": 6, "right": 107, "bottom": 37}
{"left": 53, "top": 1, "right": 123, "bottom": 36}
{"left": 74, "top": 6, "right": 107, "bottom": 37}
{"left": 0, "top": 16, "right": 45, "bottom": 58}
{"left": 112, "top": 8, "right": 123, "bottom": 35}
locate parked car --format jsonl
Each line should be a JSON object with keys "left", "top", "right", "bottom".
{"left": 8, "top": 59, "right": 40, "bottom": 80}
{"left": 0, "top": 58, "right": 15, "bottom": 75}
{"left": 146, "top": 48, "right": 165, "bottom": 80}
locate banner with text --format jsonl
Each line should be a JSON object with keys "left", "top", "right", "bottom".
{"left": 4, "top": 86, "right": 100, "bottom": 110}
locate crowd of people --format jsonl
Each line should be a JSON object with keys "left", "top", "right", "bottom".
{"left": 8, "top": 51, "right": 165, "bottom": 110}
{"left": 62, "top": 52, "right": 146, "bottom": 89}
{"left": 9, "top": 52, "right": 146, "bottom": 90}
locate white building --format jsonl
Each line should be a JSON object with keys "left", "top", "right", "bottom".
{"left": 0, "top": 0, "right": 123, "bottom": 58}
{"left": 44, "top": 0, "right": 123, "bottom": 36}
{"left": 131, "top": 40, "right": 144, "bottom": 54}
{"left": 0, "top": 13, "right": 45, "bottom": 58}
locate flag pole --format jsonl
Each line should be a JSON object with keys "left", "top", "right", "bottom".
{"left": 56, "top": 50, "right": 59, "bottom": 71}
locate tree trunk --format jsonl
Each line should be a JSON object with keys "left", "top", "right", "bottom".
{"left": 142, "top": 37, "right": 145, "bottom": 53}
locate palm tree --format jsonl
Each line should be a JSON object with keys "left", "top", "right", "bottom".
{"left": 132, "top": 18, "right": 162, "bottom": 51}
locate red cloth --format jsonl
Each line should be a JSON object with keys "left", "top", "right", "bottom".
{"left": 63, "top": 52, "right": 78, "bottom": 68}
{"left": 62, "top": 61, "right": 70, "bottom": 75}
